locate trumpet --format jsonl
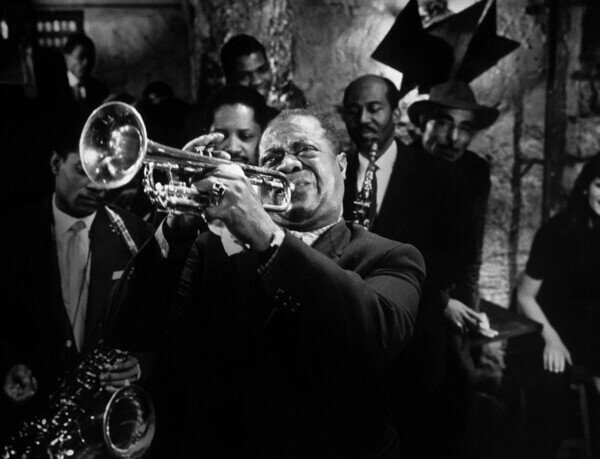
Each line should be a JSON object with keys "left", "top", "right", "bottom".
{"left": 79, "top": 102, "right": 294, "bottom": 214}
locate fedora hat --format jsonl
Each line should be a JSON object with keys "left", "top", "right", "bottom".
{"left": 407, "top": 80, "right": 499, "bottom": 130}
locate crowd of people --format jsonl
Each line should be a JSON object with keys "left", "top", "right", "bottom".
{"left": 1, "top": 30, "right": 599, "bottom": 459}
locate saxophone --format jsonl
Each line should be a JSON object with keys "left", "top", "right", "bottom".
{"left": 353, "top": 141, "right": 379, "bottom": 229}
{"left": 2, "top": 342, "right": 155, "bottom": 459}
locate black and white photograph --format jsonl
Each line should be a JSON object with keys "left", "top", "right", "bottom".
{"left": 1, "top": 0, "right": 599, "bottom": 457}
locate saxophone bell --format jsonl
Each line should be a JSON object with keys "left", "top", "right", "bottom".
{"left": 2, "top": 344, "right": 155, "bottom": 459}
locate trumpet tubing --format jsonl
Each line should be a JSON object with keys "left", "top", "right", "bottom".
{"left": 80, "top": 102, "right": 294, "bottom": 214}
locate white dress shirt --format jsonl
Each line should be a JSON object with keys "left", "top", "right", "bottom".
{"left": 52, "top": 195, "right": 96, "bottom": 351}
{"left": 355, "top": 141, "right": 398, "bottom": 213}
{"left": 67, "top": 70, "right": 86, "bottom": 100}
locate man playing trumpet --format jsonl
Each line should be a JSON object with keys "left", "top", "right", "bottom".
{"left": 108, "top": 109, "right": 425, "bottom": 458}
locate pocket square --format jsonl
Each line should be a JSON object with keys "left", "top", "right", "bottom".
{"left": 112, "top": 270, "right": 124, "bottom": 280}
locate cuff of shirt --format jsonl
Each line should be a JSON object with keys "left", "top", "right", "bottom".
{"left": 257, "top": 228, "right": 285, "bottom": 276}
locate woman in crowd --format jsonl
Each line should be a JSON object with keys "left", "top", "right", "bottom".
{"left": 203, "top": 84, "right": 274, "bottom": 165}
{"left": 517, "top": 153, "right": 600, "bottom": 457}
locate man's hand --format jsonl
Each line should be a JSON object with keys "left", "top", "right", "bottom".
{"left": 194, "top": 164, "right": 279, "bottom": 252}
{"left": 100, "top": 354, "right": 141, "bottom": 392}
{"left": 444, "top": 298, "right": 485, "bottom": 331}
{"left": 3, "top": 364, "right": 37, "bottom": 403}
{"left": 542, "top": 332, "right": 572, "bottom": 373}
{"left": 182, "top": 132, "right": 225, "bottom": 157}
{"left": 164, "top": 133, "right": 228, "bottom": 237}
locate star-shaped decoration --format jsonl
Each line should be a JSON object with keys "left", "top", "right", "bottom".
{"left": 372, "top": 0, "right": 519, "bottom": 95}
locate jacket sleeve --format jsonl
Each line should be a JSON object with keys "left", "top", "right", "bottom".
{"left": 257, "top": 234, "right": 425, "bottom": 362}
{"left": 106, "top": 230, "right": 195, "bottom": 351}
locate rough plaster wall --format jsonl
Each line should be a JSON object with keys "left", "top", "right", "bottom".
{"left": 471, "top": 0, "right": 547, "bottom": 305}
{"left": 84, "top": 6, "right": 191, "bottom": 100}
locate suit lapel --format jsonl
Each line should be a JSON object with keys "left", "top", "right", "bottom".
{"left": 311, "top": 220, "right": 351, "bottom": 262}
{"left": 84, "top": 207, "right": 120, "bottom": 352}
{"left": 31, "top": 199, "right": 75, "bottom": 345}
{"left": 373, "top": 140, "right": 409, "bottom": 234}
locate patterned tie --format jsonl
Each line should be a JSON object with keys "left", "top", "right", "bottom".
{"left": 355, "top": 150, "right": 378, "bottom": 230}
{"left": 66, "top": 220, "right": 88, "bottom": 351}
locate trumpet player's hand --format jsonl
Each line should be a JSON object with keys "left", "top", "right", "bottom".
{"left": 100, "top": 354, "right": 141, "bottom": 392}
{"left": 162, "top": 133, "right": 229, "bottom": 238}
{"left": 3, "top": 364, "right": 37, "bottom": 404}
{"left": 194, "top": 164, "right": 279, "bottom": 253}
{"left": 182, "top": 132, "right": 226, "bottom": 157}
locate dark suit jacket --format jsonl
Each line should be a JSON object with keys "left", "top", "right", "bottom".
{"left": 344, "top": 141, "right": 475, "bottom": 307}
{"left": 343, "top": 141, "right": 477, "bottom": 398}
{"left": 108, "top": 220, "right": 425, "bottom": 458}
{"left": 0, "top": 199, "right": 153, "bottom": 402}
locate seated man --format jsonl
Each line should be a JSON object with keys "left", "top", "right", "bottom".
{"left": 108, "top": 109, "right": 425, "bottom": 457}
{"left": 407, "top": 79, "right": 498, "bottom": 312}
{"left": 0, "top": 123, "right": 153, "bottom": 439}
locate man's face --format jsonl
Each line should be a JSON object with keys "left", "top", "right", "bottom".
{"left": 259, "top": 115, "right": 347, "bottom": 231}
{"left": 230, "top": 52, "right": 272, "bottom": 99}
{"left": 342, "top": 78, "right": 398, "bottom": 154}
{"left": 52, "top": 152, "right": 106, "bottom": 218}
{"left": 421, "top": 108, "right": 476, "bottom": 162}
{"left": 210, "top": 103, "right": 261, "bottom": 165}
{"left": 65, "top": 45, "right": 92, "bottom": 80}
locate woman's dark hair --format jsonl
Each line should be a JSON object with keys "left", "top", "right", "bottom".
{"left": 206, "top": 85, "right": 273, "bottom": 130}
{"left": 568, "top": 153, "right": 600, "bottom": 219}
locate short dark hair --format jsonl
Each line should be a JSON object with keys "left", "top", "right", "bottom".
{"left": 206, "top": 85, "right": 273, "bottom": 130}
{"left": 220, "top": 34, "right": 268, "bottom": 82}
{"left": 63, "top": 33, "right": 96, "bottom": 63}
{"left": 568, "top": 153, "right": 600, "bottom": 218}
{"left": 266, "top": 109, "right": 341, "bottom": 155}
{"left": 342, "top": 75, "right": 400, "bottom": 110}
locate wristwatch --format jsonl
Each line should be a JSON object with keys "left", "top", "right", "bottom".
{"left": 258, "top": 228, "right": 285, "bottom": 264}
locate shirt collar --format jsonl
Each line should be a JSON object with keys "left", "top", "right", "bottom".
{"left": 67, "top": 70, "right": 80, "bottom": 88}
{"left": 288, "top": 217, "right": 342, "bottom": 246}
{"left": 52, "top": 194, "right": 96, "bottom": 236}
{"left": 357, "top": 140, "right": 397, "bottom": 170}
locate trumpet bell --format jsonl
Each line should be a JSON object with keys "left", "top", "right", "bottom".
{"left": 80, "top": 102, "right": 147, "bottom": 189}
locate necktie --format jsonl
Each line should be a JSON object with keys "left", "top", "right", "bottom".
{"left": 354, "top": 151, "right": 378, "bottom": 230}
{"left": 66, "top": 220, "right": 88, "bottom": 351}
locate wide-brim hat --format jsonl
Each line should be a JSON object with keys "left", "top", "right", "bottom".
{"left": 407, "top": 80, "right": 499, "bottom": 130}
